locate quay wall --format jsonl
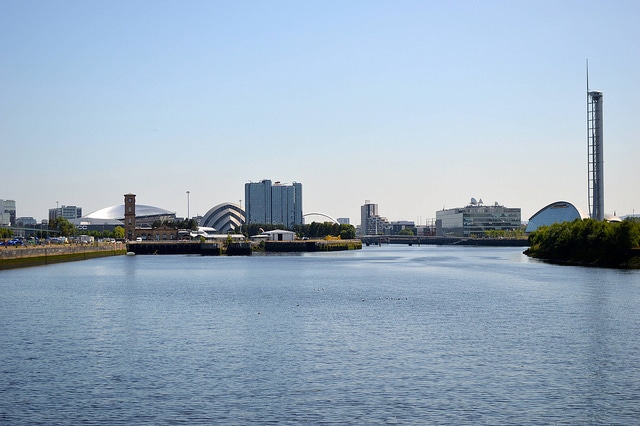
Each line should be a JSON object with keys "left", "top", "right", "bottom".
{"left": 0, "top": 243, "right": 127, "bottom": 270}
{"left": 127, "top": 241, "right": 207, "bottom": 255}
{"left": 265, "top": 239, "right": 362, "bottom": 252}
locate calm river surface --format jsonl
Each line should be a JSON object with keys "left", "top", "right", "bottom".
{"left": 1, "top": 246, "right": 639, "bottom": 424}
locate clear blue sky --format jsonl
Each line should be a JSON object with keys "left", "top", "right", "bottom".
{"left": 2, "top": 1, "right": 639, "bottom": 225}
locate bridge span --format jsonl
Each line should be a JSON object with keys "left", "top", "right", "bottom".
{"left": 360, "top": 235, "right": 529, "bottom": 247}
{"left": 303, "top": 212, "right": 339, "bottom": 224}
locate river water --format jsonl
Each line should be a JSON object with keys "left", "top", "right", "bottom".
{"left": 1, "top": 246, "right": 639, "bottom": 424}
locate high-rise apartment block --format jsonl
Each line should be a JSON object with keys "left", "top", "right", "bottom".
{"left": 1, "top": 199, "right": 16, "bottom": 226}
{"left": 244, "top": 180, "right": 302, "bottom": 228}
{"left": 360, "top": 200, "right": 388, "bottom": 235}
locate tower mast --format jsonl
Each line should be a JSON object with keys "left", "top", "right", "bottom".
{"left": 586, "top": 60, "right": 604, "bottom": 220}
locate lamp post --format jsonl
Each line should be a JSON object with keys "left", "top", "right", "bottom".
{"left": 186, "top": 191, "right": 190, "bottom": 219}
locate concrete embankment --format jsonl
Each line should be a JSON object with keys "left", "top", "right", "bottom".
{"left": 0, "top": 244, "right": 127, "bottom": 270}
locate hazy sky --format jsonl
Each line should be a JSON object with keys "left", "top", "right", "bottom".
{"left": 2, "top": 1, "right": 639, "bottom": 225}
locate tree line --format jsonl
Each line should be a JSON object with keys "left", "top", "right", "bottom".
{"left": 525, "top": 218, "right": 640, "bottom": 267}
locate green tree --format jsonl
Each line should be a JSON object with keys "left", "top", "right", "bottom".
{"left": 114, "top": 226, "right": 125, "bottom": 239}
{"left": 398, "top": 228, "right": 414, "bottom": 236}
{"left": 50, "top": 217, "right": 76, "bottom": 237}
{"left": 0, "top": 227, "right": 13, "bottom": 238}
{"left": 339, "top": 224, "right": 356, "bottom": 239}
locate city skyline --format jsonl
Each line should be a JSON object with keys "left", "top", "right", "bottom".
{"left": 2, "top": 1, "right": 639, "bottom": 225}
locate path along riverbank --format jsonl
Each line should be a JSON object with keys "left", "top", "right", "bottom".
{"left": 0, "top": 243, "right": 127, "bottom": 270}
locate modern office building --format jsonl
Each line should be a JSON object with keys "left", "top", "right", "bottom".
{"left": 244, "top": 180, "right": 302, "bottom": 228}
{"left": 49, "top": 205, "right": 82, "bottom": 223}
{"left": 360, "top": 200, "right": 389, "bottom": 236}
{"left": 1, "top": 199, "right": 16, "bottom": 226}
{"left": 436, "top": 199, "right": 521, "bottom": 237}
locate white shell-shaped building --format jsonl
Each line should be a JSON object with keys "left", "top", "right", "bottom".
{"left": 200, "top": 203, "right": 245, "bottom": 233}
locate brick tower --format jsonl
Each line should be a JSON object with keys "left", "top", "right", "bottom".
{"left": 124, "top": 193, "right": 136, "bottom": 240}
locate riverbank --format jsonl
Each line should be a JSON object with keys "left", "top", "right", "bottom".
{"left": 0, "top": 243, "right": 127, "bottom": 270}
{"left": 524, "top": 247, "right": 640, "bottom": 269}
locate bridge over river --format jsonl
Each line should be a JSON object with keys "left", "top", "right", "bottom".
{"left": 360, "top": 235, "right": 529, "bottom": 247}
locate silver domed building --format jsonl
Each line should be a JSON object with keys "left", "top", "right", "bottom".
{"left": 70, "top": 204, "right": 176, "bottom": 232}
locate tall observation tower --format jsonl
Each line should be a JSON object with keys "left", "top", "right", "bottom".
{"left": 587, "top": 65, "right": 604, "bottom": 221}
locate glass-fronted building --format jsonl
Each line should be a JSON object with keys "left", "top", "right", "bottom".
{"left": 436, "top": 201, "right": 521, "bottom": 237}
